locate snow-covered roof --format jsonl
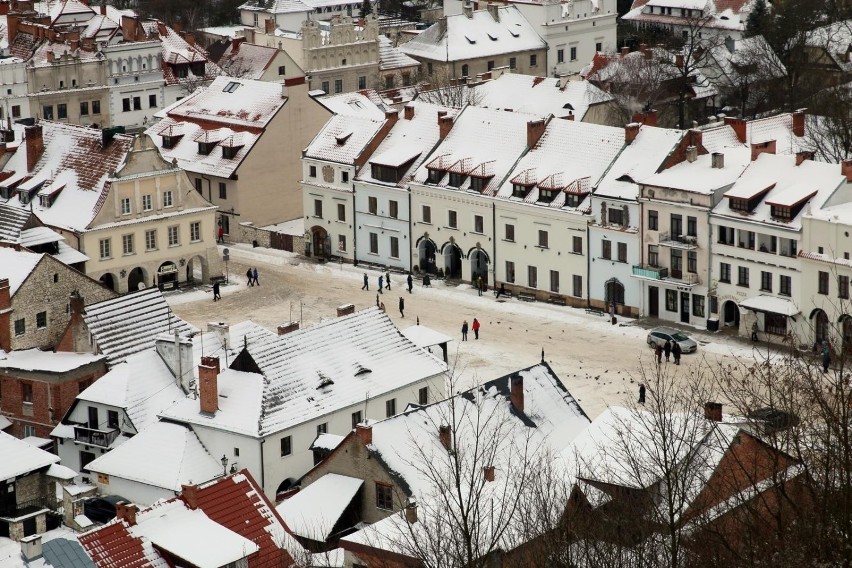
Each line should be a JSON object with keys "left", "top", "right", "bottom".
{"left": 80, "top": 470, "right": 303, "bottom": 568}
{"left": 304, "top": 113, "right": 387, "bottom": 166}
{"left": 276, "top": 473, "right": 363, "bottom": 540}
{"left": 804, "top": 21, "right": 852, "bottom": 73}
{"left": 0, "top": 202, "right": 32, "bottom": 243}
{"left": 72, "top": 350, "right": 185, "bottom": 432}
{"left": 0, "top": 247, "right": 44, "bottom": 295}
{"left": 0, "top": 348, "right": 103, "bottom": 372}
{"left": 357, "top": 100, "right": 454, "bottom": 187}
{"left": 167, "top": 307, "right": 446, "bottom": 437}
{"left": 49, "top": 0, "right": 96, "bottom": 26}
{"left": 83, "top": 288, "right": 197, "bottom": 366}
{"left": 496, "top": 118, "right": 625, "bottom": 210}
{"left": 400, "top": 324, "right": 453, "bottom": 349}
{"left": 643, "top": 146, "right": 751, "bottom": 193}
{"left": 311, "top": 432, "right": 345, "bottom": 451}
{"left": 378, "top": 35, "right": 418, "bottom": 71}
{"left": 401, "top": 6, "right": 546, "bottom": 62}
{"left": 412, "top": 105, "right": 538, "bottom": 195}
{"left": 46, "top": 463, "right": 78, "bottom": 480}
{"left": 595, "top": 125, "right": 684, "bottom": 200}
{"left": 0, "top": 122, "right": 134, "bottom": 233}
{"left": 701, "top": 35, "right": 786, "bottom": 90}
{"left": 470, "top": 74, "right": 612, "bottom": 121}
{"left": 86, "top": 422, "right": 222, "bottom": 495}
{"left": 240, "top": 0, "right": 359, "bottom": 15}
{"left": 623, "top": 0, "right": 755, "bottom": 32}
{"left": 0, "top": 429, "right": 59, "bottom": 479}
{"left": 316, "top": 89, "right": 390, "bottom": 119}
{"left": 739, "top": 294, "right": 800, "bottom": 316}
{"left": 713, "top": 153, "right": 843, "bottom": 230}
{"left": 217, "top": 41, "right": 278, "bottom": 80}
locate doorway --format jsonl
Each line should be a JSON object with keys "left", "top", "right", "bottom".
{"left": 680, "top": 292, "right": 690, "bottom": 323}
{"left": 469, "top": 248, "right": 489, "bottom": 287}
{"left": 443, "top": 243, "right": 462, "bottom": 279}
{"left": 649, "top": 286, "right": 659, "bottom": 317}
{"left": 418, "top": 237, "right": 436, "bottom": 274}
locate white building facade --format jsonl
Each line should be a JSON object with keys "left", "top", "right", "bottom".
{"left": 104, "top": 40, "right": 165, "bottom": 132}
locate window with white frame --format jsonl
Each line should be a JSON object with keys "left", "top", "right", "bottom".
{"left": 99, "top": 238, "right": 111, "bottom": 259}
{"left": 122, "top": 234, "right": 134, "bottom": 255}
{"left": 146, "top": 229, "right": 157, "bottom": 250}
{"left": 163, "top": 191, "right": 173, "bottom": 207}
{"left": 142, "top": 194, "right": 152, "bottom": 211}
{"left": 168, "top": 226, "right": 179, "bottom": 247}
{"left": 190, "top": 222, "right": 201, "bottom": 242}
{"left": 120, "top": 197, "right": 131, "bottom": 215}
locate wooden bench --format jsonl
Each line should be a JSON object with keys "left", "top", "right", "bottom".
{"left": 585, "top": 306, "right": 606, "bottom": 317}
{"left": 517, "top": 292, "right": 536, "bottom": 302}
{"left": 548, "top": 296, "right": 566, "bottom": 306}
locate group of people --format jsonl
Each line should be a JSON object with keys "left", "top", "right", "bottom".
{"left": 654, "top": 339, "right": 682, "bottom": 366}
{"left": 461, "top": 318, "right": 481, "bottom": 341}
{"left": 362, "top": 271, "right": 415, "bottom": 294}
{"left": 245, "top": 268, "right": 260, "bottom": 286}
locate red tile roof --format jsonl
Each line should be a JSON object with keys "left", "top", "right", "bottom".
{"left": 79, "top": 470, "right": 300, "bottom": 568}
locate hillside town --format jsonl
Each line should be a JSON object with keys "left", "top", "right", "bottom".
{"left": 1, "top": 0, "right": 852, "bottom": 566}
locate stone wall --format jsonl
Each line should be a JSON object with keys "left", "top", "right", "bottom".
{"left": 237, "top": 222, "right": 305, "bottom": 253}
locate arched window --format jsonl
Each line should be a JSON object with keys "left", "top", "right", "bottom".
{"left": 461, "top": 64, "right": 469, "bottom": 77}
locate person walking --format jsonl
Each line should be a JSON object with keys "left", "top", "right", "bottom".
{"left": 638, "top": 383, "right": 646, "bottom": 405}
{"left": 212, "top": 280, "right": 221, "bottom": 301}
{"left": 246, "top": 268, "right": 253, "bottom": 287}
{"left": 252, "top": 267, "right": 259, "bottom": 286}
{"left": 407, "top": 273, "right": 413, "bottom": 293}
{"left": 362, "top": 273, "right": 369, "bottom": 291}
{"left": 477, "top": 276, "right": 483, "bottom": 296}
{"left": 472, "top": 318, "right": 481, "bottom": 340}
{"left": 664, "top": 339, "right": 672, "bottom": 363}
{"left": 672, "top": 341, "right": 682, "bottom": 365}
{"left": 385, "top": 271, "right": 391, "bottom": 290}
{"left": 217, "top": 226, "right": 224, "bottom": 244}
{"left": 823, "top": 340, "right": 831, "bottom": 372}
{"left": 461, "top": 320, "right": 469, "bottom": 341}
{"left": 399, "top": 297, "right": 405, "bottom": 318}
{"left": 655, "top": 344, "right": 663, "bottom": 366}
{"left": 378, "top": 275, "right": 384, "bottom": 293}
{"left": 495, "top": 283, "right": 506, "bottom": 299}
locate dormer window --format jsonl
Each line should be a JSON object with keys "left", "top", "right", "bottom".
{"left": 565, "top": 193, "right": 586, "bottom": 208}
{"left": 469, "top": 176, "right": 492, "bottom": 193}
{"left": 448, "top": 172, "right": 465, "bottom": 188}
{"left": 427, "top": 169, "right": 443, "bottom": 184}
{"left": 162, "top": 134, "right": 182, "bottom": 149}
{"left": 0, "top": 186, "right": 11, "bottom": 199}
{"left": 538, "top": 188, "right": 558, "bottom": 203}
{"left": 512, "top": 184, "right": 533, "bottom": 198}
{"left": 771, "top": 205, "right": 792, "bottom": 221}
{"left": 222, "top": 145, "right": 241, "bottom": 159}
{"left": 729, "top": 198, "right": 751, "bottom": 212}
{"left": 39, "top": 194, "right": 52, "bottom": 207}
{"left": 198, "top": 141, "right": 215, "bottom": 155}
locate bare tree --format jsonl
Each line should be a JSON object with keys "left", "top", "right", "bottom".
{"left": 415, "top": 67, "right": 483, "bottom": 108}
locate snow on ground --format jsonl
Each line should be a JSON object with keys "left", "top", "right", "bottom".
{"left": 168, "top": 244, "right": 785, "bottom": 419}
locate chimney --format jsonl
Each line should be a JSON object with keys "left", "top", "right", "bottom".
{"left": 337, "top": 303, "right": 355, "bottom": 317}
{"left": 843, "top": 159, "right": 852, "bottom": 182}
{"left": 724, "top": 116, "right": 747, "bottom": 143}
{"left": 796, "top": 150, "right": 814, "bottom": 166}
{"left": 689, "top": 128, "right": 703, "bottom": 150}
{"left": 385, "top": 109, "right": 399, "bottom": 126}
{"left": 20, "top": 535, "right": 42, "bottom": 561}
{"left": 277, "top": 321, "right": 300, "bottom": 335}
{"left": 405, "top": 502, "right": 418, "bottom": 524}
{"left": 526, "top": 118, "right": 547, "bottom": 149}
{"left": 483, "top": 465, "right": 495, "bottom": 482}
{"left": 510, "top": 374, "right": 524, "bottom": 412}
{"left": 620, "top": 46, "right": 629, "bottom": 57}
{"left": 711, "top": 152, "right": 724, "bottom": 169}
{"left": 462, "top": 2, "right": 473, "bottom": 18}
{"left": 199, "top": 356, "right": 220, "bottom": 415}
{"left": 231, "top": 37, "right": 245, "bottom": 52}
{"left": 70, "top": 39, "right": 79, "bottom": 50}
{"left": 100, "top": 3, "right": 106, "bottom": 15}
{"left": 265, "top": 18, "right": 274, "bottom": 33}
{"left": 116, "top": 502, "right": 138, "bottom": 526}
{"left": 184, "top": 31, "right": 195, "bottom": 46}
{"left": 356, "top": 423, "right": 372, "bottom": 445}
{"left": 438, "top": 424, "right": 451, "bottom": 450}
{"left": 751, "top": 139, "right": 776, "bottom": 161}
{"left": 640, "top": 43, "right": 651, "bottom": 60}
{"left": 704, "top": 402, "right": 723, "bottom": 422}
{"left": 685, "top": 145, "right": 697, "bottom": 163}
{"left": 123, "top": 15, "right": 140, "bottom": 42}
{"left": 632, "top": 110, "right": 657, "bottom": 127}
{"left": 404, "top": 104, "right": 415, "bottom": 120}
{"left": 24, "top": 124, "right": 43, "bottom": 173}
{"left": 181, "top": 484, "right": 199, "bottom": 509}
{"left": 156, "top": 332, "right": 194, "bottom": 391}
{"left": 0, "top": 278, "right": 10, "bottom": 352}
{"left": 438, "top": 115, "right": 454, "bottom": 140}
{"left": 46, "top": 50, "right": 54, "bottom": 63}
{"left": 792, "top": 109, "right": 806, "bottom": 137}
{"left": 487, "top": 2, "right": 499, "bottom": 21}
{"left": 625, "top": 122, "right": 640, "bottom": 145}
{"left": 7, "top": 13, "right": 19, "bottom": 44}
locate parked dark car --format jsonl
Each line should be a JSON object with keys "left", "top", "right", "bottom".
{"left": 83, "top": 495, "right": 129, "bottom": 524}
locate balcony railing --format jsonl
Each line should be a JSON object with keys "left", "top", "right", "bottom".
{"left": 632, "top": 265, "right": 669, "bottom": 280}
{"left": 659, "top": 232, "right": 698, "bottom": 249}
{"left": 668, "top": 273, "right": 701, "bottom": 286}
{"left": 74, "top": 425, "right": 119, "bottom": 448}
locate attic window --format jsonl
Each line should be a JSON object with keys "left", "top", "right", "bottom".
{"left": 426, "top": 168, "right": 443, "bottom": 184}
{"left": 317, "top": 373, "right": 334, "bottom": 389}
{"left": 162, "top": 134, "right": 183, "bottom": 149}
{"left": 562, "top": 103, "right": 574, "bottom": 110}
{"left": 0, "top": 187, "right": 10, "bottom": 199}
{"left": 470, "top": 175, "right": 492, "bottom": 192}
{"left": 464, "top": 35, "right": 476, "bottom": 44}
{"left": 538, "top": 188, "right": 558, "bottom": 203}
{"left": 771, "top": 205, "right": 792, "bottom": 221}
{"left": 512, "top": 184, "right": 533, "bottom": 198}
{"left": 222, "top": 145, "right": 242, "bottom": 159}
{"left": 354, "top": 364, "right": 372, "bottom": 376}
{"left": 448, "top": 172, "right": 465, "bottom": 188}
{"left": 508, "top": 29, "right": 519, "bottom": 38}
{"left": 39, "top": 194, "right": 53, "bottom": 207}
{"left": 197, "top": 141, "right": 216, "bottom": 155}
{"left": 336, "top": 131, "right": 353, "bottom": 145}
{"left": 487, "top": 33, "right": 498, "bottom": 41}
{"left": 222, "top": 81, "right": 241, "bottom": 93}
